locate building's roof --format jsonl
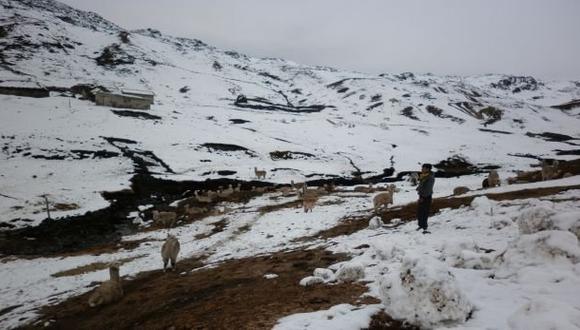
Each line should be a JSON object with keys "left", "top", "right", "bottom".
{"left": 121, "top": 88, "right": 155, "bottom": 96}
{"left": 94, "top": 90, "right": 150, "bottom": 101}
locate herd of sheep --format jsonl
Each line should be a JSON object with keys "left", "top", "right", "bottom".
{"left": 87, "top": 159, "right": 571, "bottom": 307}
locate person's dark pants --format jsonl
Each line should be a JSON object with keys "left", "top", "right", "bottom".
{"left": 417, "top": 195, "right": 432, "bottom": 230}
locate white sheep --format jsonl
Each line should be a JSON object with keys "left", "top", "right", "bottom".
{"left": 152, "top": 210, "right": 177, "bottom": 228}
{"left": 372, "top": 184, "right": 396, "bottom": 213}
{"left": 161, "top": 234, "right": 180, "bottom": 272}
{"left": 88, "top": 263, "right": 123, "bottom": 307}
{"left": 194, "top": 190, "right": 213, "bottom": 203}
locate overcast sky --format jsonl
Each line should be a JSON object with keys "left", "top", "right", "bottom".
{"left": 60, "top": 0, "right": 580, "bottom": 80}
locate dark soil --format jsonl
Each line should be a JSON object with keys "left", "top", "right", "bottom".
{"left": 111, "top": 110, "right": 162, "bottom": 120}
{"left": 270, "top": 150, "right": 316, "bottom": 161}
{"left": 526, "top": 132, "right": 577, "bottom": 142}
{"left": 425, "top": 105, "right": 465, "bottom": 124}
{"left": 233, "top": 95, "right": 332, "bottom": 113}
{"left": 30, "top": 249, "right": 376, "bottom": 330}
{"left": 198, "top": 143, "right": 257, "bottom": 158}
{"left": 479, "top": 128, "right": 513, "bottom": 135}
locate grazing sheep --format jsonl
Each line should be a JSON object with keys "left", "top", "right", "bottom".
{"left": 254, "top": 167, "right": 267, "bottom": 179}
{"left": 88, "top": 263, "right": 123, "bottom": 307}
{"left": 325, "top": 182, "right": 336, "bottom": 193}
{"left": 372, "top": 184, "right": 396, "bottom": 213}
{"left": 207, "top": 190, "right": 218, "bottom": 200}
{"left": 354, "top": 183, "right": 374, "bottom": 193}
{"left": 184, "top": 204, "right": 207, "bottom": 216}
{"left": 152, "top": 210, "right": 177, "bottom": 228}
{"left": 541, "top": 160, "right": 560, "bottom": 181}
{"left": 194, "top": 190, "right": 213, "bottom": 203}
{"left": 487, "top": 170, "right": 501, "bottom": 187}
{"left": 278, "top": 186, "right": 293, "bottom": 196}
{"left": 218, "top": 184, "right": 234, "bottom": 198}
{"left": 252, "top": 186, "right": 267, "bottom": 193}
{"left": 453, "top": 186, "right": 470, "bottom": 196}
{"left": 161, "top": 234, "right": 180, "bottom": 272}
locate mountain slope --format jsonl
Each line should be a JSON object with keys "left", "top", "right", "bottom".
{"left": 1, "top": 0, "right": 580, "bottom": 226}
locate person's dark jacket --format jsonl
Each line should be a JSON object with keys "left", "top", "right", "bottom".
{"left": 416, "top": 172, "right": 435, "bottom": 197}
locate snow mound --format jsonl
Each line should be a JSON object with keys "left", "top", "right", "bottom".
{"left": 313, "top": 268, "right": 335, "bottom": 281}
{"left": 335, "top": 262, "right": 365, "bottom": 283}
{"left": 441, "top": 238, "right": 493, "bottom": 269}
{"left": 471, "top": 196, "right": 496, "bottom": 215}
{"left": 490, "top": 216, "right": 513, "bottom": 230}
{"left": 508, "top": 300, "right": 580, "bottom": 330}
{"left": 516, "top": 206, "right": 556, "bottom": 234}
{"left": 495, "top": 230, "right": 580, "bottom": 278}
{"left": 371, "top": 241, "right": 406, "bottom": 261}
{"left": 551, "top": 211, "right": 580, "bottom": 240}
{"left": 299, "top": 276, "right": 325, "bottom": 287}
{"left": 367, "top": 216, "right": 383, "bottom": 230}
{"left": 274, "top": 304, "right": 381, "bottom": 330}
{"left": 379, "top": 255, "right": 473, "bottom": 328}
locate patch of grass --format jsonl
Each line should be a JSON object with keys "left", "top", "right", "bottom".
{"left": 51, "top": 255, "right": 145, "bottom": 278}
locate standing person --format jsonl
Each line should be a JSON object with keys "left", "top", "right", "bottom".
{"left": 416, "top": 163, "right": 435, "bottom": 234}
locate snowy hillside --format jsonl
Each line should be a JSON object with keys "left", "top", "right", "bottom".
{"left": 1, "top": 1, "right": 580, "bottom": 329}
{"left": 1, "top": 0, "right": 579, "bottom": 226}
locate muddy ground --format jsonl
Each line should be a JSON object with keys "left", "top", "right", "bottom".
{"left": 26, "top": 248, "right": 414, "bottom": 330}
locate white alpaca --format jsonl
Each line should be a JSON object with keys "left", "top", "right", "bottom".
{"left": 302, "top": 186, "right": 319, "bottom": 213}
{"left": 291, "top": 180, "right": 305, "bottom": 191}
{"left": 254, "top": 167, "right": 267, "bottom": 179}
{"left": 152, "top": 210, "right": 177, "bottom": 228}
{"left": 373, "top": 184, "right": 396, "bottom": 213}
{"left": 88, "top": 263, "right": 123, "bottom": 307}
{"left": 161, "top": 234, "right": 180, "bottom": 272}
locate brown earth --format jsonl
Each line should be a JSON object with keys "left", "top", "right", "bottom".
{"left": 27, "top": 249, "right": 395, "bottom": 330}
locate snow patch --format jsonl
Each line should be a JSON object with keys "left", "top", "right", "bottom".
{"left": 379, "top": 255, "right": 473, "bottom": 328}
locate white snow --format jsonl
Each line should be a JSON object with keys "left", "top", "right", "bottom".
{"left": 1, "top": 1, "right": 580, "bottom": 329}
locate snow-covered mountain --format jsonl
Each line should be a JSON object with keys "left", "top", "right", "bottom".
{"left": 1, "top": 0, "right": 579, "bottom": 226}
{"left": 2, "top": 2, "right": 580, "bottom": 330}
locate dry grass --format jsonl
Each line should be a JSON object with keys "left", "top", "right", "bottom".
{"left": 51, "top": 255, "right": 145, "bottom": 278}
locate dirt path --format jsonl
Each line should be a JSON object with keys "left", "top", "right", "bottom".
{"left": 27, "top": 249, "right": 398, "bottom": 330}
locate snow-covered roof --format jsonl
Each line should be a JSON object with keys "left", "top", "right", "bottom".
{"left": 121, "top": 88, "right": 155, "bottom": 96}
